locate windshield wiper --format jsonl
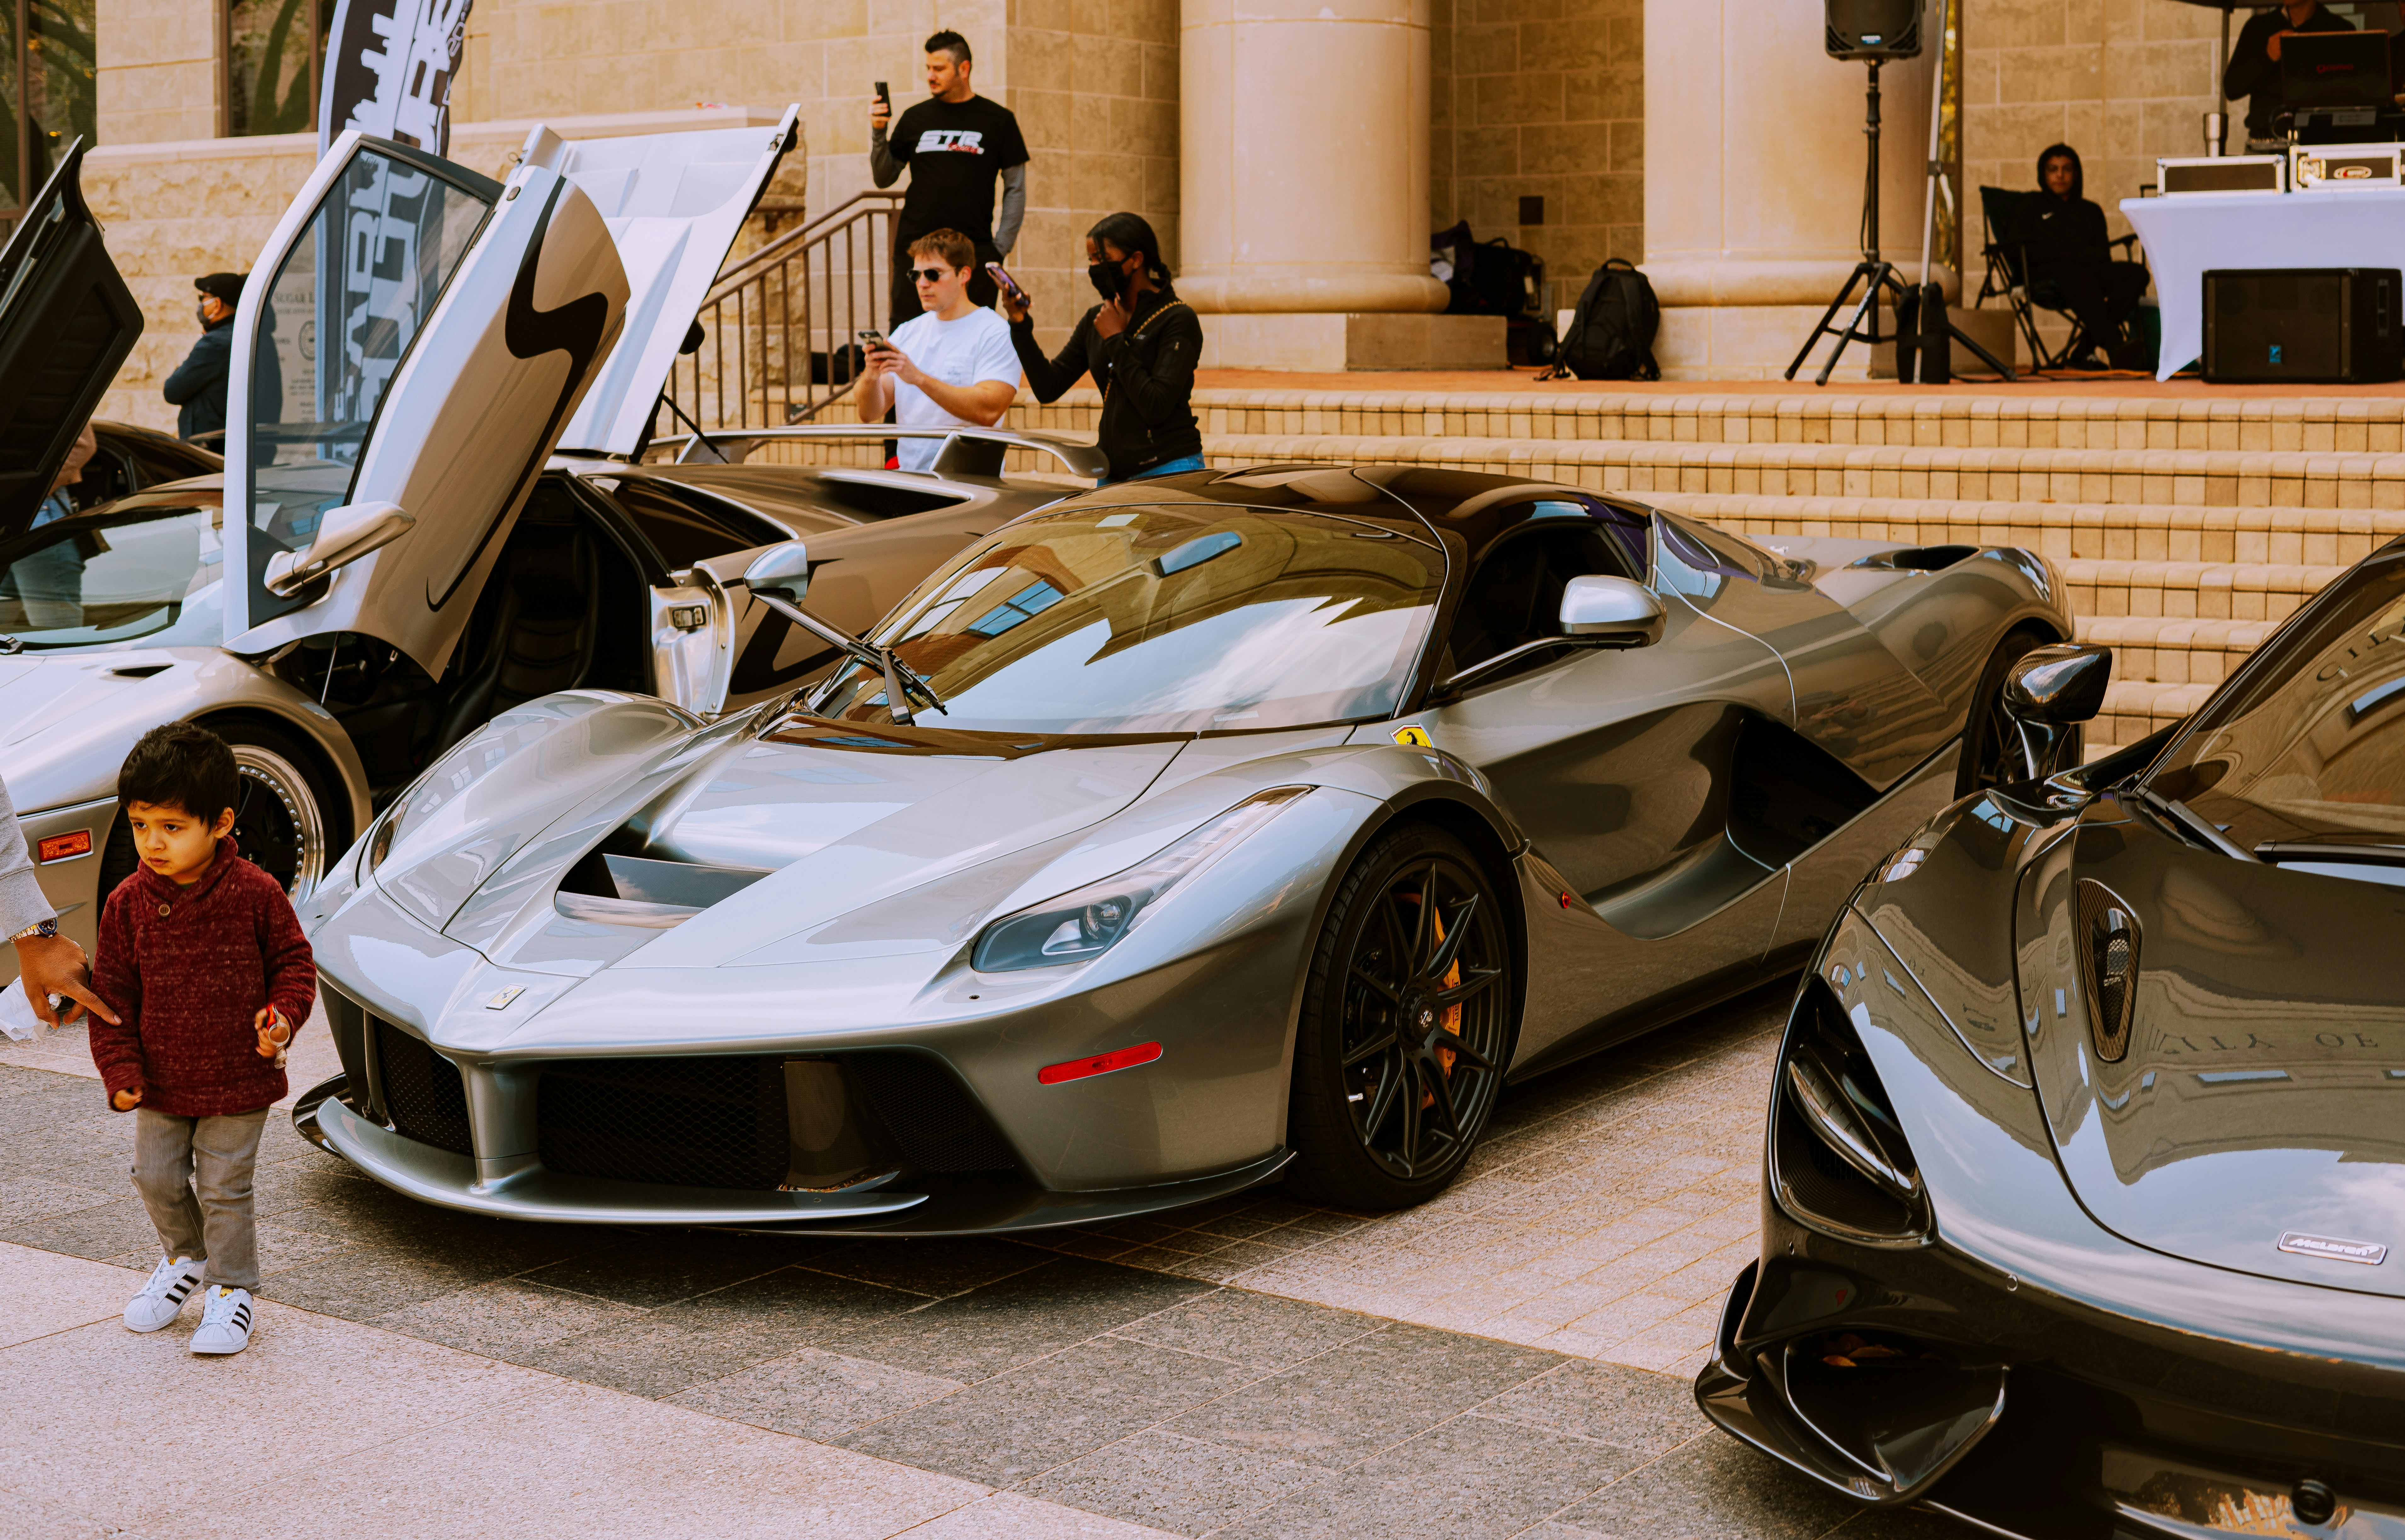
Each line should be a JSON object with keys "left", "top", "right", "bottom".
{"left": 2134, "top": 787, "right": 2259, "bottom": 862}
{"left": 743, "top": 588, "right": 946, "bottom": 725}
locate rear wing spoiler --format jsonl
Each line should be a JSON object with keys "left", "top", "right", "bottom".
{"left": 647, "top": 425, "right": 1109, "bottom": 481}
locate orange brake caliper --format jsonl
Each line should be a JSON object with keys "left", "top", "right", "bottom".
{"left": 1421, "top": 899, "right": 1462, "bottom": 1108}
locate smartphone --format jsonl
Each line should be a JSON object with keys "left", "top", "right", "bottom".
{"left": 985, "top": 261, "right": 1025, "bottom": 300}
{"left": 874, "top": 81, "right": 890, "bottom": 110}
{"left": 856, "top": 328, "right": 888, "bottom": 351}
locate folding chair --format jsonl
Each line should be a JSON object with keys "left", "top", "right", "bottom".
{"left": 1975, "top": 186, "right": 2142, "bottom": 371}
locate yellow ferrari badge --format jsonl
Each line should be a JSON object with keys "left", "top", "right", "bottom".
{"left": 1391, "top": 725, "right": 1433, "bottom": 748}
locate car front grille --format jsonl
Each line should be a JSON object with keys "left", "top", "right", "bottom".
{"left": 374, "top": 1019, "right": 474, "bottom": 1156}
{"left": 539, "top": 1056, "right": 793, "bottom": 1191}
{"left": 848, "top": 1052, "right": 1017, "bottom": 1172}
{"left": 533, "top": 1050, "right": 1019, "bottom": 1191}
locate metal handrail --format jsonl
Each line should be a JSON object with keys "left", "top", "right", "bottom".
{"left": 656, "top": 189, "right": 905, "bottom": 441}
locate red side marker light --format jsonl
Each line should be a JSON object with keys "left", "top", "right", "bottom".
{"left": 1039, "top": 1041, "right": 1164, "bottom": 1086}
{"left": 1559, "top": 891, "right": 1573, "bottom": 909}
{"left": 37, "top": 831, "right": 91, "bottom": 863}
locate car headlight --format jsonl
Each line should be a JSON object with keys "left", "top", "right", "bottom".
{"left": 972, "top": 786, "right": 1309, "bottom": 972}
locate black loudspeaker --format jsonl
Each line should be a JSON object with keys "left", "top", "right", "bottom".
{"left": 2204, "top": 268, "right": 2403, "bottom": 384}
{"left": 1827, "top": 0, "right": 1922, "bottom": 60}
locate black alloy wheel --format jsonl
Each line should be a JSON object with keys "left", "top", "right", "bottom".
{"left": 1288, "top": 822, "right": 1514, "bottom": 1209}
{"left": 1957, "top": 631, "right": 2055, "bottom": 796}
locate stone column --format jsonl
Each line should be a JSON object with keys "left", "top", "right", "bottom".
{"left": 1181, "top": 0, "right": 1496, "bottom": 371}
{"left": 1644, "top": 0, "right": 1962, "bottom": 380}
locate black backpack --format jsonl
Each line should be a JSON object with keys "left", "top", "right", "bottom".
{"left": 1552, "top": 259, "right": 1660, "bottom": 381}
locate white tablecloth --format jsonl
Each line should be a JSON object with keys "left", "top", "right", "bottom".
{"left": 2121, "top": 189, "right": 2405, "bottom": 380}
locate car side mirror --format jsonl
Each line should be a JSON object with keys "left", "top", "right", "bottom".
{"left": 2001, "top": 642, "right": 2111, "bottom": 783}
{"left": 1559, "top": 574, "right": 1665, "bottom": 648}
{"left": 732, "top": 541, "right": 811, "bottom": 601}
{"left": 2004, "top": 643, "right": 2111, "bottom": 724}
{"left": 262, "top": 501, "right": 414, "bottom": 597}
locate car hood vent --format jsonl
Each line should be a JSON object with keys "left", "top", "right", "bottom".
{"left": 2026, "top": 819, "right": 2405, "bottom": 1300}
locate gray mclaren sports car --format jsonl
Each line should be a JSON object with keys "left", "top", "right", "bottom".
{"left": 1698, "top": 539, "right": 2405, "bottom": 1532}
{"left": 295, "top": 460, "right": 2077, "bottom": 1232}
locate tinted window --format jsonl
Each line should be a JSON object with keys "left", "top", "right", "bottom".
{"left": 2149, "top": 549, "right": 2405, "bottom": 850}
{"left": 601, "top": 478, "right": 791, "bottom": 568}
{"left": 812, "top": 505, "right": 1445, "bottom": 735}
{"left": 0, "top": 502, "right": 226, "bottom": 650}
{"left": 1447, "top": 522, "right": 1632, "bottom": 674}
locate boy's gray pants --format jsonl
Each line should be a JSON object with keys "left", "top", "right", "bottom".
{"left": 131, "top": 1107, "right": 269, "bottom": 1291}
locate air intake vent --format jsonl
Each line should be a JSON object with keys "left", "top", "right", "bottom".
{"left": 374, "top": 1019, "right": 474, "bottom": 1156}
{"left": 2076, "top": 880, "right": 2141, "bottom": 1063}
{"left": 539, "top": 1056, "right": 792, "bottom": 1191}
{"left": 848, "top": 1052, "right": 1018, "bottom": 1172}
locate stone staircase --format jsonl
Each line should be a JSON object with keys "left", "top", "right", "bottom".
{"left": 1014, "top": 388, "right": 2405, "bottom": 751}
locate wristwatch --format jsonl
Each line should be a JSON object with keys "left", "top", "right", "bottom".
{"left": 9, "top": 920, "right": 58, "bottom": 942}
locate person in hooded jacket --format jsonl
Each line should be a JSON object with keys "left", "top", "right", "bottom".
{"left": 1002, "top": 213, "right": 1204, "bottom": 485}
{"left": 2028, "top": 144, "right": 2149, "bottom": 371}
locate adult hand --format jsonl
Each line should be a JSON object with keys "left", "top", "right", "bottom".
{"left": 12, "top": 931, "right": 116, "bottom": 1028}
{"left": 2268, "top": 29, "right": 2292, "bottom": 62}
{"left": 887, "top": 350, "right": 930, "bottom": 389}
{"left": 111, "top": 1086, "right": 142, "bottom": 1111}
{"left": 871, "top": 95, "right": 891, "bottom": 134}
{"left": 999, "top": 283, "right": 1029, "bottom": 325}
{"left": 1092, "top": 296, "right": 1130, "bottom": 340}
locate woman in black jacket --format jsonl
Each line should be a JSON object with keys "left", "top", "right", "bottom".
{"left": 1002, "top": 213, "right": 1204, "bottom": 484}
{"left": 2030, "top": 143, "right": 2149, "bottom": 371}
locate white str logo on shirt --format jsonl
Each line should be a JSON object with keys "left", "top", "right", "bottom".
{"left": 916, "top": 130, "right": 986, "bottom": 155}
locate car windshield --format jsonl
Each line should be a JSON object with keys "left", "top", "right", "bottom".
{"left": 807, "top": 505, "right": 1445, "bottom": 735}
{"left": 0, "top": 502, "right": 229, "bottom": 650}
{"left": 2146, "top": 547, "right": 2405, "bottom": 852}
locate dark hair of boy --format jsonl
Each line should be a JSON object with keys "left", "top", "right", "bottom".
{"left": 926, "top": 29, "right": 971, "bottom": 64}
{"left": 907, "top": 227, "right": 978, "bottom": 273}
{"left": 118, "top": 722, "right": 240, "bottom": 824}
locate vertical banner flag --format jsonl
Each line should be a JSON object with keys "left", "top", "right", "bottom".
{"left": 318, "top": 0, "right": 474, "bottom": 158}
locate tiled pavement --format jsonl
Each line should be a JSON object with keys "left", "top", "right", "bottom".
{"left": 0, "top": 986, "right": 1964, "bottom": 1539}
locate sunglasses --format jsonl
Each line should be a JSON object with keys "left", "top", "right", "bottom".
{"left": 909, "top": 266, "right": 953, "bottom": 282}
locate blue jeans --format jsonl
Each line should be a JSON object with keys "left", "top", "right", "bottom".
{"left": 1108, "top": 453, "right": 1206, "bottom": 486}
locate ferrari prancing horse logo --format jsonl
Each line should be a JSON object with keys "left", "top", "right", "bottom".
{"left": 1392, "top": 725, "right": 1433, "bottom": 747}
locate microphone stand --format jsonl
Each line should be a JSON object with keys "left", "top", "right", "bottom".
{"left": 1906, "top": 0, "right": 2013, "bottom": 383}
{"left": 1785, "top": 59, "right": 1910, "bottom": 386}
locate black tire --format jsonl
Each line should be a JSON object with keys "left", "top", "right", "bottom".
{"left": 1956, "top": 631, "right": 2060, "bottom": 796}
{"left": 1286, "top": 822, "right": 1515, "bottom": 1210}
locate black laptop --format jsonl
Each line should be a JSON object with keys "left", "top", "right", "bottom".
{"left": 2283, "top": 30, "right": 2393, "bottom": 111}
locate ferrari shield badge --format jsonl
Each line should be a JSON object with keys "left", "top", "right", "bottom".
{"left": 1392, "top": 725, "right": 1433, "bottom": 747}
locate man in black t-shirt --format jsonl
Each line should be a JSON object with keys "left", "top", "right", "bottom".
{"left": 871, "top": 30, "right": 1030, "bottom": 325}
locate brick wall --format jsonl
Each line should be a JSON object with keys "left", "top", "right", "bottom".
{"left": 1961, "top": 0, "right": 2227, "bottom": 355}
{"left": 1432, "top": 0, "right": 1644, "bottom": 316}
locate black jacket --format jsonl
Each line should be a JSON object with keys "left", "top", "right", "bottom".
{"left": 162, "top": 321, "right": 233, "bottom": 441}
{"left": 1011, "top": 287, "right": 1203, "bottom": 481}
{"left": 2223, "top": 4, "right": 2356, "bottom": 139}
{"left": 2028, "top": 143, "right": 2111, "bottom": 270}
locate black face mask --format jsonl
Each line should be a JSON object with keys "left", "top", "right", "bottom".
{"left": 1087, "top": 261, "right": 1129, "bottom": 301}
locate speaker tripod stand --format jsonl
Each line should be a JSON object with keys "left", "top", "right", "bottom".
{"left": 1785, "top": 51, "right": 2013, "bottom": 386}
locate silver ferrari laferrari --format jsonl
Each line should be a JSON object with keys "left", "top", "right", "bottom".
{"left": 296, "top": 462, "right": 2081, "bottom": 1232}
{"left": 0, "top": 125, "right": 1086, "bottom": 978}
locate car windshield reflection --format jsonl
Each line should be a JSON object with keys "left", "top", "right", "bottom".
{"left": 808, "top": 506, "right": 1445, "bottom": 735}
{"left": 2148, "top": 549, "right": 2405, "bottom": 852}
{"left": 0, "top": 502, "right": 230, "bottom": 651}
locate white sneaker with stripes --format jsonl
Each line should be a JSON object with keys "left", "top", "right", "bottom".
{"left": 123, "top": 1255, "right": 205, "bottom": 1333}
{"left": 189, "top": 1285, "right": 254, "bottom": 1355}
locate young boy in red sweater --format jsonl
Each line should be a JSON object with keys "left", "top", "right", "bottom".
{"left": 89, "top": 722, "right": 315, "bottom": 1356}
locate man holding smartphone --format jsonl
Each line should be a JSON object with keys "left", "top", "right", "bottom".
{"left": 856, "top": 230, "right": 1022, "bottom": 471}
{"left": 871, "top": 30, "right": 1028, "bottom": 327}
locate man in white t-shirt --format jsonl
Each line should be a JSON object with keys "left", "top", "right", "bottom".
{"left": 858, "top": 228, "right": 1020, "bottom": 471}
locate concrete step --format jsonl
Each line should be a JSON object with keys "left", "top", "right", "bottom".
{"left": 1650, "top": 493, "right": 2405, "bottom": 567}
{"left": 2057, "top": 557, "right": 2346, "bottom": 624}
{"left": 1019, "top": 388, "right": 2405, "bottom": 453}
{"left": 2074, "top": 616, "right": 2277, "bottom": 691}
{"left": 1194, "top": 433, "right": 2405, "bottom": 512}
{"left": 2097, "top": 680, "right": 2216, "bottom": 749}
